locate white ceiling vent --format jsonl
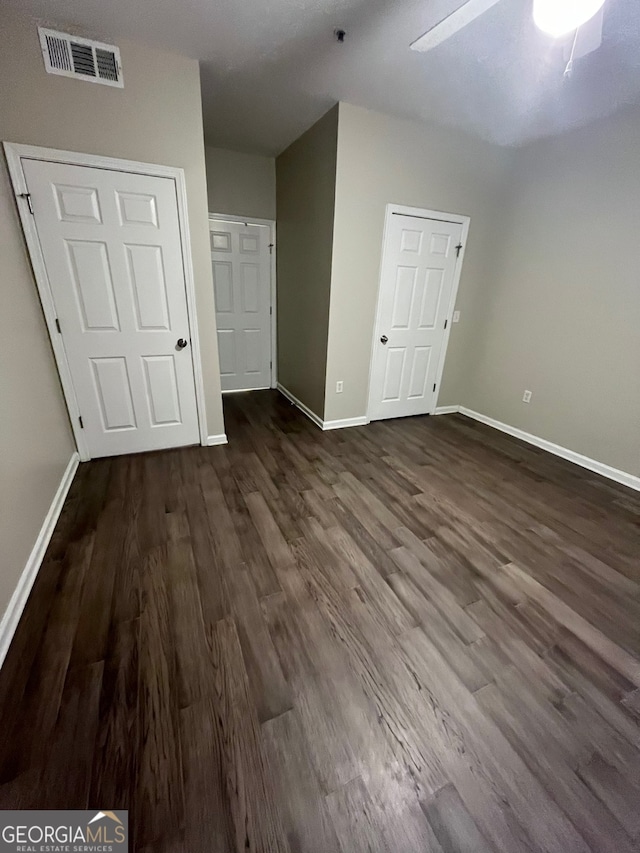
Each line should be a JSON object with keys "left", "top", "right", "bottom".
{"left": 38, "top": 27, "right": 123, "bottom": 88}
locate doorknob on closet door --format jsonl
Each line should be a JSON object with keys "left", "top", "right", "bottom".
{"left": 380, "top": 335, "right": 388, "bottom": 344}
{"left": 176, "top": 338, "right": 188, "bottom": 350}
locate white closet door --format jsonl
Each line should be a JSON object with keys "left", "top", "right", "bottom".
{"left": 210, "top": 219, "right": 272, "bottom": 391}
{"left": 369, "top": 213, "right": 463, "bottom": 421}
{"left": 23, "top": 158, "right": 200, "bottom": 458}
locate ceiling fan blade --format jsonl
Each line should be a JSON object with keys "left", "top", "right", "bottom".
{"left": 564, "top": 5, "right": 604, "bottom": 60}
{"left": 410, "top": 0, "right": 502, "bottom": 52}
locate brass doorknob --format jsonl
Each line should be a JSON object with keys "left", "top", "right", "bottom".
{"left": 380, "top": 335, "right": 388, "bottom": 345}
{"left": 177, "top": 338, "right": 188, "bottom": 350}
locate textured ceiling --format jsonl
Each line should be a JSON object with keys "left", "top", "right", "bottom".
{"left": 7, "top": 0, "right": 640, "bottom": 153}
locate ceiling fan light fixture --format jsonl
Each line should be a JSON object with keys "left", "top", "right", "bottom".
{"left": 533, "top": 0, "right": 606, "bottom": 37}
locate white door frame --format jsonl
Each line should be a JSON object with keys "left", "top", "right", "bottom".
{"left": 367, "top": 203, "right": 470, "bottom": 421}
{"left": 4, "top": 142, "right": 209, "bottom": 461}
{"left": 208, "top": 213, "right": 277, "bottom": 389}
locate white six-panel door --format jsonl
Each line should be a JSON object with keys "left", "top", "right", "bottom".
{"left": 369, "top": 212, "right": 463, "bottom": 421}
{"left": 22, "top": 159, "right": 200, "bottom": 458}
{"left": 210, "top": 219, "right": 272, "bottom": 392}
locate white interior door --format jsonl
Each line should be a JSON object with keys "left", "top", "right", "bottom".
{"left": 22, "top": 158, "right": 200, "bottom": 458}
{"left": 369, "top": 212, "right": 463, "bottom": 421}
{"left": 210, "top": 219, "right": 272, "bottom": 391}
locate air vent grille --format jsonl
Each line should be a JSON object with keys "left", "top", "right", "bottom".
{"left": 96, "top": 48, "right": 119, "bottom": 82}
{"left": 39, "top": 27, "right": 123, "bottom": 87}
{"left": 70, "top": 42, "right": 96, "bottom": 77}
{"left": 45, "top": 34, "right": 72, "bottom": 71}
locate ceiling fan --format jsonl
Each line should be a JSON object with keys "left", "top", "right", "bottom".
{"left": 411, "top": 0, "right": 607, "bottom": 63}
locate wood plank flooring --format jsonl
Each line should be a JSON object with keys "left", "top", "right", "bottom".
{"left": 1, "top": 389, "right": 639, "bottom": 852}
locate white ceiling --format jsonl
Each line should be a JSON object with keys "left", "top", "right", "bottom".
{"left": 9, "top": 0, "right": 640, "bottom": 154}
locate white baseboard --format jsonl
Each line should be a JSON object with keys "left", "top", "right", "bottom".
{"left": 206, "top": 433, "right": 228, "bottom": 446}
{"left": 277, "top": 384, "right": 370, "bottom": 431}
{"left": 277, "top": 385, "right": 640, "bottom": 491}
{"left": 277, "top": 383, "right": 324, "bottom": 429}
{"left": 221, "top": 387, "right": 270, "bottom": 394}
{"left": 454, "top": 407, "right": 640, "bottom": 493}
{"left": 323, "top": 416, "right": 370, "bottom": 431}
{"left": 0, "top": 452, "right": 80, "bottom": 670}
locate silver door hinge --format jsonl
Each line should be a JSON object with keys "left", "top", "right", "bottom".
{"left": 268, "top": 243, "right": 274, "bottom": 254}
{"left": 455, "top": 242, "right": 463, "bottom": 257}
{"left": 55, "top": 318, "right": 62, "bottom": 334}
{"left": 433, "top": 383, "right": 437, "bottom": 392}
{"left": 78, "top": 416, "right": 84, "bottom": 429}
{"left": 19, "top": 193, "right": 34, "bottom": 215}
{"left": 444, "top": 319, "right": 448, "bottom": 329}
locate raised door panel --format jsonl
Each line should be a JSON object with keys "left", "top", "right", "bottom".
{"left": 428, "top": 232, "right": 451, "bottom": 257}
{"left": 241, "top": 263, "right": 260, "bottom": 314}
{"left": 242, "top": 328, "right": 262, "bottom": 376}
{"left": 239, "top": 232, "right": 259, "bottom": 254}
{"left": 211, "top": 230, "right": 232, "bottom": 252}
{"left": 407, "top": 346, "right": 432, "bottom": 399}
{"left": 65, "top": 240, "right": 119, "bottom": 331}
{"left": 399, "top": 228, "right": 422, "bottom": 254}
{"left": 125, "top": 244, "right": 171, "bottom": 331}
{"left": 381, "top": 348, "right": 407, "bottom": 402}
{"left": 116, "top": 191, "right": 159, "bottom": 228}
{"left": 142, "top": 356, "right": 182, "bottom": 425}
{"left": 217, "top": 329, "right": 237, "bottom": 378}
{"left": 213, "top": 262, "right": 234, "bottom": 314}
{"left": 418, "top": 269, "right": 445, "bottom": 330}
{"left": 54, "top": 184, "right": 102, "bottom": 223}
{"left": 391, "top": 267, "right": 417, "bottom": 330}
{"left": 90, "top": 357, "right": 137, "bottom": 431}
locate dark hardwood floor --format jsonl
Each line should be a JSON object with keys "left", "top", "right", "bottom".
{"left": 1, "top": 390, "right": 639, "bottom": 852}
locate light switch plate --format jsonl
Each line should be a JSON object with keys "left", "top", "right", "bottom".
{"left": 453, "top": 310, "right": 461, "bottom": 323}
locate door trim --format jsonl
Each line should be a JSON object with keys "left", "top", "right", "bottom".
{"left": 366, "top": 203, "right": 470, "bottom": 421}
{"left": 208, "top": 213, "right": 277, "bottom": 389}
{"left": 4, "top": 142, "right": 208, "bottom": 460}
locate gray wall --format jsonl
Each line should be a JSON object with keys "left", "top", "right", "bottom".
{"left": 466, "top": 105, "right": 640, "bottom": 476}
{"left": 205, "top": 146, "right": 276, "bottom": 220}
{"left": 276, "top": 106, "right": 339, "bottom": 418}
{"left": 0, "top": 6, "right": 224, "bottom": 620}
{"left": 324, "top": 103, "right": 511, "bottom": 423}
{"left": 325, "top": 102, "right": 639, "bottom": 477}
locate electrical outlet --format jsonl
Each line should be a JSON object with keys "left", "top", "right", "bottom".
{"left": 522, "top": 390, "right": 532, "bottom": 403}
{"left": 336, "top": 380, "right": 344, "bottom": 393}
{"left": 453, "top": 310, "right": 461, "bottom": 323}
